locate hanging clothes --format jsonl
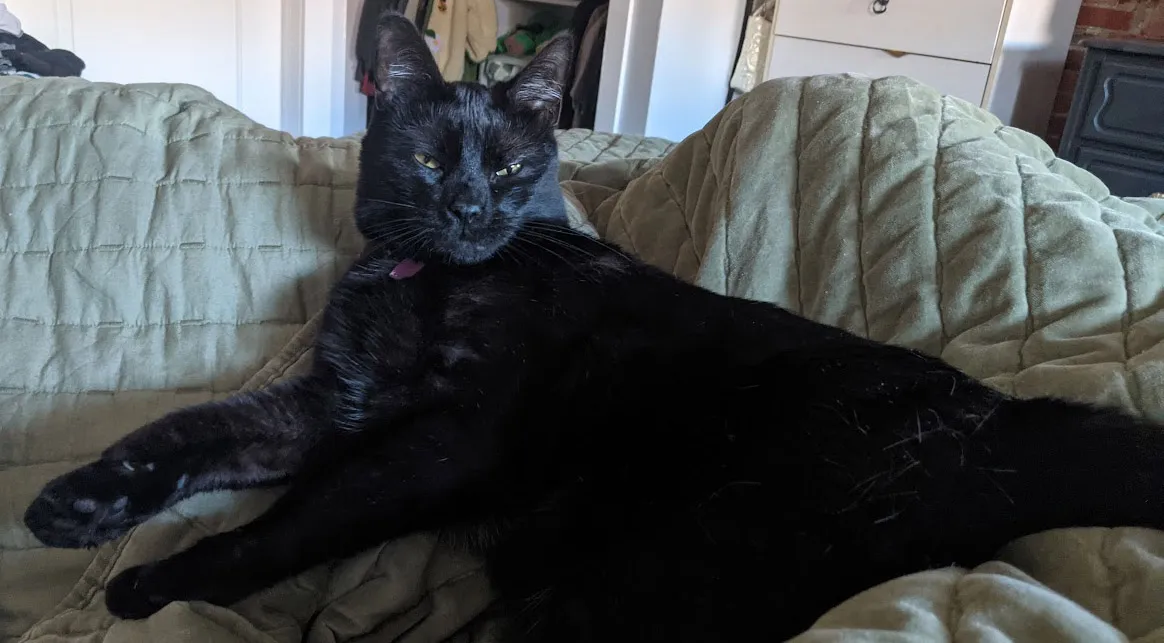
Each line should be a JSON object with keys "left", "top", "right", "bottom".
{"left": 0, "top": 28, "right": 85, "bottom": 78}
{"left": 0, "top": 3, "right": 22, "bottom": 37}
{"left": 558, "top": 0, "right": 609, "bottom": 129}
{"left": 479, "top": 53, "right": 528, "bottom": 87}
{"left": 496, "top": 11, "right": 570, "bottom": 57}
{"left": 424, "top": 0, "right": 496, "bottom": 82}
{"left": 729, "top": 0, "right": 774, "bottom": 100}
{"left": 569, "top": 4, "right": 607, "bottom": 129}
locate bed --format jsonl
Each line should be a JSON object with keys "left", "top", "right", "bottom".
{"left": 2, "top": 74, "right": 1163, "bottom": 643}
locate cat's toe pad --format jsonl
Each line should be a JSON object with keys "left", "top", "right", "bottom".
{"left": 24, "top": 461, "right": 154, "bottom": 548}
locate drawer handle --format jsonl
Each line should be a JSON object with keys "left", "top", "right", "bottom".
{"left": 871, "top": 0, "right": 889, "bottom": 14}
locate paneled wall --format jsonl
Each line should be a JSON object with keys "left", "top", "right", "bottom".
{"left": 7, "top": 0, "right": 367, "bottom": 137}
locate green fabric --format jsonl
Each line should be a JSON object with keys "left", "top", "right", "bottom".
{"left": 2, "top": 74, "right": 1164, "bottom": 643}
{"left": 585, "top": 76, "right": 1164, "bottom": 417}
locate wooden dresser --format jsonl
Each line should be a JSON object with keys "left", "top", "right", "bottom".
{"left": 1058, "top": 39, "right": 1164, "bottom": 198}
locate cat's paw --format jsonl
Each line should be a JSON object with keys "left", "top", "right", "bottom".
{"left": 105, "top": 563, "right": 174, "bottom": 619}
{"left": 24, "top": 459, "right": 175, "bottom": 548}
{"left": 105, "top": 550, "right": 245, "bottom": 619}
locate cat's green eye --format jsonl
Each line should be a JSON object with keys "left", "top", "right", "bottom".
{"left": 414, "top": 153, "right": 441, "bottom": 170}
{"left": 495, "top": 163, "right": 522, "bottom": 177}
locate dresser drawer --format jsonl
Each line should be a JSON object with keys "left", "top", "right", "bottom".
{"left": 765, "top": 36, "right": 991, "bottom": 105}
{"left": 1074, "top": 145, "right": 1164, "bottom": 198}
{"left": 1077, "top": 55, "right": 1164, "bottom": 155}
{"left": 773, "top": 0, "right": 1007, "bottom": 64}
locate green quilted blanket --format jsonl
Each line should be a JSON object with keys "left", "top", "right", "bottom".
{"left": 2, "top": 75, "right": 1163, "bottom": 643}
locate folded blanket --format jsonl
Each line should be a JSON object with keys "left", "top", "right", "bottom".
{"left": 2, "top": 74, "right": 1163, "bottom": 643}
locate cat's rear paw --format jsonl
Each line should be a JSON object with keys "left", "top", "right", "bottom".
{"left": 24, "top": 459, "right": 173, "bottom": 548}
{"left": 105, "top": 552, "right": 245, "bottom": 619}
{"left": 105, "top": 563, "right": 173, "bottom": 619}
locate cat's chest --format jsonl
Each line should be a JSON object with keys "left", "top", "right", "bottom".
{"left": 320, "top": 259, "right": 544, "bottom": 360}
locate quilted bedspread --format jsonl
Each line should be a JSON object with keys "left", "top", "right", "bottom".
{"left": 1, "top": 74, "right": 1163, "bottom": 643}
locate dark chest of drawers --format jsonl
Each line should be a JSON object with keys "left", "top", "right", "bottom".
{"left": 1058, "top": 38, "right": 1164, "bottom": 198}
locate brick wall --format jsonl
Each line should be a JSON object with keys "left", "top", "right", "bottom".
{"left": 1045, "top": 0, "right": 1164, "bottom": 151}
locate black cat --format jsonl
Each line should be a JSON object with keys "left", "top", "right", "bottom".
{"left": 24, "top": 14, "right": 1164, "bottom": 642}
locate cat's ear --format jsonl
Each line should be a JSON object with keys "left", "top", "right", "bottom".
{"left": 507, "top": 34, "right": 573, "bottom": 119}
{"left": 375, "top": 12, "right": 442, "bottom": 98}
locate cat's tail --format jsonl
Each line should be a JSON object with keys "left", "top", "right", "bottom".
{"left": 976, "top": 396, "right": 1164, "bottom": 535}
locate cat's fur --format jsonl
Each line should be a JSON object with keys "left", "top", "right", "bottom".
{"left": 25, "top": 14, "right": 1164, "bottom": 642}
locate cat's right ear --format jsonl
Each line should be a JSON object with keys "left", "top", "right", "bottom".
{"left": 374, "top": 12, "right": 442, "bottom": 100}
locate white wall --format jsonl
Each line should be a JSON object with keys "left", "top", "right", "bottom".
{"left": 6, "top": 0, "right": 367, "bottom": 138}
{"left": 989, "top": 0, "right": 1084, "bottom": 137}
{"left": 599, "top": 0, "right": 746, "bottom": 140}
{"left": 302, "top": 0, "right": 369, "bottom": 138}
{"left": 645, "top": 0, "right": 744, "bottom": 141}
{"left": 596, "top": 0, "right": 662, "bottom": 134}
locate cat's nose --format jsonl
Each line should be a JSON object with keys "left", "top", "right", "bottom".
{"left": 448, "top": 203, "right": 483, "bottom": 221}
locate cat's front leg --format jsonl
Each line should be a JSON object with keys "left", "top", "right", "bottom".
{"left": 25, "top": 376, "right": 327, "bottom": 549}
{"left": 103, "top": 412, "right": 494, "bottom": 619}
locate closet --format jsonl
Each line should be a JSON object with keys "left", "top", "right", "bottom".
{"left": 355, "top": 0, "right": 747, "bottom": 141}
{"left": 8, "top": 0, "right": 746, "bottom": 140}
{"left": 356, "top": 0, "right": 607, "bottom": 130}
{"left": 495, "top": 0, "right": 606, "bottom": 130}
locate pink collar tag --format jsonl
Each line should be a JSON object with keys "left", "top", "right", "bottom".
{"left": 389, "top": 258, "right": 425, "bottom": 280}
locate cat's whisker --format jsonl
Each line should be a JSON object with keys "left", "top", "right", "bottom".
{"left": 504, "top": 240, "right": 536, "bottom": 267}
{"left": 521, "top": 230, "right": 601, "bottom": 262}
{"left": 363, "top": 198, "right": 425, "bottom": 211}
{"left": 397, "top": 236, "right": 429, "bottom": 258}
{"left": 396, "top": 224, "right": 438, "bottom": 259}
{"left": 512, "top": 236, "right": 569, "bottom": 266}
{"left": 531, "top": 220, "right": 633, "bottom": 254}
{"left": 510, "top": 238, "right": 553, "bottom": 271}
{"left": 521, "top": 227, "right": 591, "bottom": 247}
{"left": 361, "top": 223, "right": 428, "bottom": 245}
{"left": 527, "top": 221, "right": 636, "bottom": 263}
{"left": 511, "top": 236, "right": 559, "bottom": 268}
{"left": 388, "top": 227, "right": 431, "bottom": 256}
{"left": 497, "top": 246, "right": 521, "bottom": 268}
{"left": 513, "top": 236, "right": 601, "bottom": 284}
{"left": 380, "top": 222, "right": 423, "bottom": 241}
{"left": 363, "top": 217, "right": 427, "bottom": 234}
{"left": 523, "top": 227, "right": 606, "bottom": 257}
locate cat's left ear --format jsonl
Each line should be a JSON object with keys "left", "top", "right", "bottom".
{"left": 507, "top": 35, "right": 573, "bottom": 120}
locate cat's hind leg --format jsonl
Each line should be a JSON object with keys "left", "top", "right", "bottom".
{"left": 770, "top": 340, "right": 1164, "bottom": 607}
{"left": 971, "top": 396, "right": 1164, "bottom": 537}
{"left": 24, "top": 376, "right": 325, "bottom": 549}
{"left": 828, "top": 392, "right": 1164, "bottom": 576}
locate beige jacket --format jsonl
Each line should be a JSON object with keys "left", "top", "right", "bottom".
{"left": 428, "top": 0, "right": 497, "bottom": 81}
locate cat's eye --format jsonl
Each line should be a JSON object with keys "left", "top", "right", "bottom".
{"left": 495, "top": 163, "right": 523, "bottom": 177}
{"left": 414, "top": 153, "right": 441, "bottom": 170}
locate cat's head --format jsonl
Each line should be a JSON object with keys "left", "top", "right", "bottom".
{"left": 355, "top": 12, "right": 572, "bottom": 265}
